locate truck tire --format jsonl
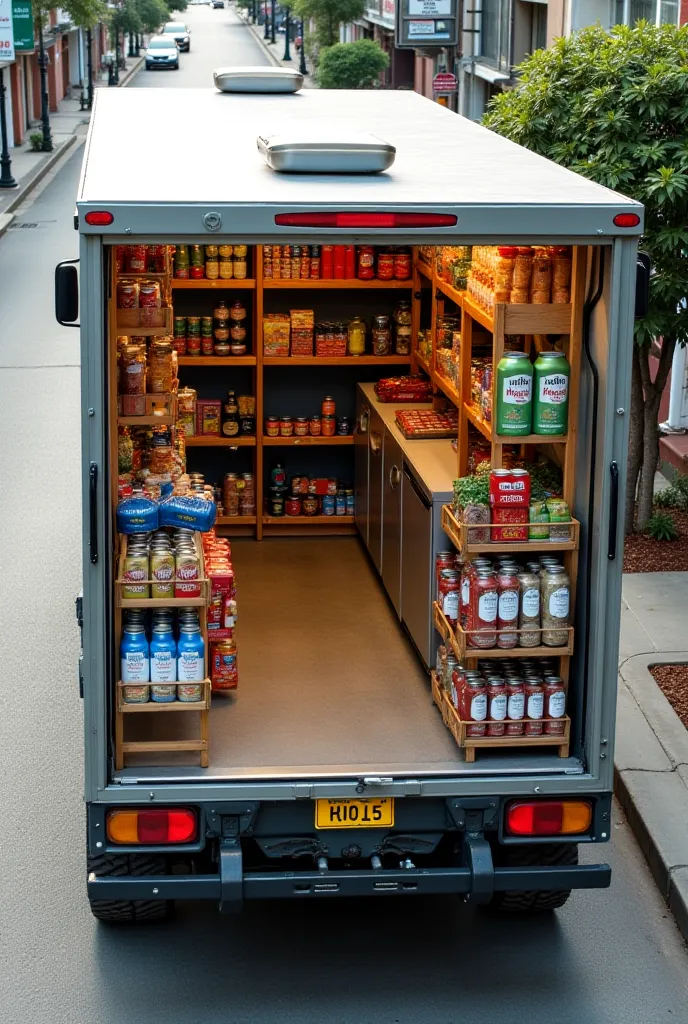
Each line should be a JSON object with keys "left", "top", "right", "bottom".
{"left": 486, "top": 842, "right": 578, "bottom": 913}
{"left": 87, "top": 852, "right": 171, "bottom": 923}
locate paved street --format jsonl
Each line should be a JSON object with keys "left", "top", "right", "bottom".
{"left": 1, "top": 8, "right": 687, "bottom": 1023}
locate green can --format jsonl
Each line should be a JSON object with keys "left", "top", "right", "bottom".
{"left": 533, "top": 350, "right": 570, "bottom": 435}
{"left": 495, "top": 351, "right": 533, "bottom": 436}
{"left": 173, "top": 316, "right": 187, "bottom": 338}
{"left": 186, "top": 316, "right": 201, "bottom": 336}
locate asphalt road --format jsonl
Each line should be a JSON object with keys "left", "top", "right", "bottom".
{"left": 1, "top": 9, "right": 688, "bottom": 1023}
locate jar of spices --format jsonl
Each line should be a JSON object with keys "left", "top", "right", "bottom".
{"left": 541, "top": 564, "right": 570, "bottom": 646}
{"left": 487, "top": 677, "right": 508, "bottom": 736}
{"left": 358, "top": 245, "right": 375, "bottom": 280}
{"left": 468, "top": 570, "right": 498, "bottom": 649}
{"left": 506, "top": 677, "right": 525, "bottom": 735}
{"left": 394, "top": 250, "right": 411, "bottom": 280}
{"left": 219, "top": 256, "right": 234, "bottom": 279}
{"left": 240, "top": 472, "right": 255, "bottom": 515}
{"left": 518, "top": 568, "right": 541, "bottom": 647}
{"left": 377, "top": 251, "right": 395, "bottom": 280}
{"left": 524, "top": 677, "right": 545, "bottom": 735}
{"left": 393, "top": 300, "right": 412, "bottom": 355}
{"left": 544, "top": 677, "right": 567, "bottom": 735}
{"left": 219, "top": 244, "right": 233, "bottom": 258}
{"left": 438, "top": 569, "right": 460, "bottom": 628}
{"left": 321, "top": 415, "right": 336, "bottom": 437}
{"left": 322, "top": 396, "right": 336, "bottom": 417}
{"left": 233, "top": 254, "right": 247, "bottom": 279}
{"left": 302, "top": 494, "right": 318, "bottom": 516}
{"left": 294, "top": 417, "right": 309, "bottom": 436}
{"left": 309, "top": 415, "right": 322, "bottom": 436}
{"left": 223, "top": 473, "right": 240, "bottom": 516}
{"left": 371, "top": 314, "right": 392, "bottom": 356}
{"left": 265, "top": 416, "right": 279, "bottom": 437}
{"left": 347, "top": 316, "right": 366, "bottom": 356}
{"left": 494, "top": 246, "right": 517, "bottom": 303}
{"left": 496, "top": 566, "right": 520, "bottom": 649}
{"left": 121, "top": 344, "right": 146, "bottom": 395}
{"left": 230, "top": 300, "right": 246, "bottom": 322}
{"left": 459, "top": 675, "right": 488, "bottom": 736}
{"left": 279, "top": 416, "right": 294, "bottom": 437}
{"left": 512, "top": 247, "right": 534, "bottom": 290}
{"left": 147, "top": 340, "right": 174, "bottom": 394}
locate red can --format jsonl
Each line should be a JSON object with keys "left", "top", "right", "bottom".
{"left": 172, "top": 336, "right": 187, "bottom": 355}
{"left": 492, "top": 507, "right": 529, "bottom": 543}
{"left": 115, "top": 246, "right": 126, "bottom": 273}
{"left": 333, "top": 245, "right": 346, "bottom": 280}
{"left": 358, "top": 246, "right": 375, "bottom": 280}
{"left": 285, "top": 496, "right": 302, "bottom": 516}
{"left": 202, "top": 335, "right": 214, "bottom": 356}
{"left": 377, "top": 252, "right": 395, "bottom": 280}
{"left": 468, "top": 570, "right": 498, "bottom": 649}
{"left": 524, "top": 678, "right": 544, "bottom": 735}
{"left": 345, "top": 245, "right": 356, "bottom": 279}
{"left": 126, "top": 244, "right": 147, "bottom": 274}
{"left": 187, "top": 334, "right": 201, "bottom": 356}
{"left": 394, "top": 251, "right": 412, "bottom": 280}
{"left": 321, "top": 245, "right": 334, "bottom": 279}
{"left": 459, "top": 675, "right": 487, "bottom": 736}
{"left": 487, "top": 677, "right": 507, "bottom": 736}
{"left": 506, "top": 678, "right": 525, "bottom": 735}
{"left": 489, "top": 468, "right": 530, "bottom": 508}
{"left": 544, "top": 676, "right": 567, "bottom": 735}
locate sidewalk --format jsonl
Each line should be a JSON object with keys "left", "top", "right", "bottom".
{"left": 240, "top": 11, "right": 314, "bottom": 86}
{"left": 616, "top": 571, "right": 688, "bottom": 941}
{"left": 0, "top": 53, "right": 145, "bottom": 234}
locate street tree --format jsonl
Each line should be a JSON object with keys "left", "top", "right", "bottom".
{"left": 135, "top": 0, "right": 170, "bottom": 33}
{"left": 317, "top": 39, "right": 389, "bottom": 89}
{"left": 292, "top": 0, "right": 364, "bottom": 50}
{"left": 482, "top": 23, "right": 688, "bottom": 534}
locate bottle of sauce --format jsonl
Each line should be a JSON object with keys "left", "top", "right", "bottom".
{"left": 177, "top": 616, "right": 205, "bottom": 683}
{"left": 222, "top": 391, "right": 240, "bottom": 437}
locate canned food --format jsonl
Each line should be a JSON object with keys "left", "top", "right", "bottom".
{"left": 122, "top": 684, "right": 150, "bottom": 704}
{"left": 178, "top": 682, "right": 204, "bottom": 703}
{"left": 322, "top": 495, "right": 335, "bottom": 516}
{"left": 285, "top": 496, "right": 302, "bottom": 516}
{"left": 212, "top": 640, "right": 238, "bottom": 691}
{"left": 151, "top": 683, "right": 177, "bottom": 703}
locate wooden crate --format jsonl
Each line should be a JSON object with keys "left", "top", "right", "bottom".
{"left": 433, "top": 602, "right": 574, "bottom": 661}
{"left": 116, "top": 306, "right": 173, "bottom": 334}
{"left": 115, "top": 681, "right": 211, "bottom": 769}
{"left": 441, "top": 504, "right": 580, "bottom": 554}
{"left": 430, "top": 672, "right": 570, "bottom": 763}
{"left": 118, "top": 393, "right": 178, "bottom": 425}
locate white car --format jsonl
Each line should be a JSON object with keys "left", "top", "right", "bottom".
{"left": 162, "top": 21, "right": 190, "bottom": 51}
{"left": 145, "top": 36, "right": 180, "bottom": 70}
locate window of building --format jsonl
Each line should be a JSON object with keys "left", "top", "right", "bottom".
{"left": 611, "top": 0, "right": 680, "bottom": 25}
{"left": 479, "top": 0, "right": 511, "bottom": 72}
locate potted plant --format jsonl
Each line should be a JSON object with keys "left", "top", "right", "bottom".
{"left": 453, "top": 474, "right": 490, "bottom": 544}
{"left": 29, "top": 132, "right": 44, "bottom": 152}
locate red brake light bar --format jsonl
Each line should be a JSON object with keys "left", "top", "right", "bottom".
{"left": 274, "top": 212, "right": 457, "bottom": 229}
{"left": 85, "top": 211, "right": 114, "bottom": 226}
{"left": 613, "top": 213, "right": 641, "bottom": 228}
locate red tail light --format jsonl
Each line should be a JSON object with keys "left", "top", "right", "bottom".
{"left": 84, "top": 211, "right": 114, "bottom": 226}
{"left": 613, "top": 213, "right": 641, "bottom": 228}
{"left": 274, "top": 212, "right": 457, "bottom": 228}
{"left": 505, "top": 800, "right": 592, "bottom": 836}
{"left": 107, "top": 808, "right": 197, "bottom": 844}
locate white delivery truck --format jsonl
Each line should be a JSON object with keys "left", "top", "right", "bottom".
{"left": 56, "top": 80, "right": 645, "bottom": 921}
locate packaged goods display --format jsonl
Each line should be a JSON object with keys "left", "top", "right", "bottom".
{"left": 173, "top": 243, "right": 249, "bottom": 281}
{"left": 395, "top": 408, "right": 458, "bottom": 440}
{"left": 266, "top": 464, "right": 354, "bottom": 518}
{"left": 467, "top": 245, "right": 572, "bottom": 312}
{"left": 172, "top": 299, "right": 250, "bottom": 357}
{"left": 445, "top": 659, "right": 567, "bottom": 737}
{"left": 264, "top": 309, "right": 412, "bottom": 359}
{"left": 374, "top": 375, "right": 433, "bottom": 403}
{"left": 264, "top": 395, "right": 352, "bottom": 438}
{"left": 262, "top": 244, "right": 411, "bottom": 281}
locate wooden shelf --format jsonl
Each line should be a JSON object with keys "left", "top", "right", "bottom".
{"left": 172, "top": 279, "right": 256, "bottom": 290}
{"left": 464, "top": 402, "right": 568, "bottom": 444}
{"left": 263, "top": 355, "right": 411, "bottom": 366}
{"left": 431, "top": 673, "right": 570, "bottom": 763}
{"left": 435, "top": 278, "right": 465, "bottom": 307}
{"left": 216, "top": 515, "right": 257, "bottom": 525}
{"left": 262, "top": 514, "right": 355, "bottom": 525}
{"left": 118, "top": 679, "right": 211, "bottom": 713}
{"left": 441, "top": 504, "right": 580, "bottom": 554}
{"left": 185, "top": 436, "right": 256, "bottom": 447}
{"left": 118, "top": 595, "right": 208, "bottom": 608}
{"left": 434, "top": 372, "right": 461, "bottom": 408}
{"left": 178, "top": 356, "right": 256, "bottom": 367}
{"left": 464, "top": 403, "right": 493, "bottom": 442}
{"left": 461, "top": 295, "right": 573, "bottom": 335}
{"left": 121, "top": 739, "right": 208, "bottom": 755}
{"left": 262, "top": 435, "right": 354, "bottom": 446}
{"left": 416, "top": 351, "right": 432, "bottom": 377}
{"left": 461, "top": 295, "right": 494, "bottom": 333}
{"left": 433, "top": 602, "right": 573, "bottom": 661}
{"left": 263, "top": 279, "right": 413, "bottom": 290}
{"left": 417, "top": 261, "right": 433, "bottom": 283}
{"left": 118, "top": 416, "right": 176, "bottom": 426}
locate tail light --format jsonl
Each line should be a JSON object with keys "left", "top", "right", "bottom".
{"left": 613, "top": 213, "right": 641, "bottom": 228}
{"left": 84, "top": 211, "right": 114, "bottom": 226}
{"left": 505, "top": 800, "right": 592, "bottom": 837}
{"left": 274, "top": 212, "right": 457, "bottom": 228}
{"left": 106, "top": 808, "right": 197, "bottom": 844}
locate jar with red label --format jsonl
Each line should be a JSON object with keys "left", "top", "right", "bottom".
{"left": 117, "top": 281, "right": 139, "bottom": 309}
{"left": 394, "top": 251, "right": 411, "bottom": 280}
{"left": 506, "top": 678, "right": 525, "bottom": 735}
{"left": 468, "top": 570, "right": 498, "bottom": 648}
{"left": 438, "top": 570, "right": 460, "bottom": 628}
{"left": 322, "top": 396, "right": 336, "bottom": 417}
{"left": 487, "top": 677, "right": 507, "bottom": 736}
{"left": 377, "top": 251, "right": 395, "bottom": 280}
{"left": 126, "top": 244, "right": 147, "bottom": 274}
{"left": 139, "top": 280, "right": 161, "bottom": 308}
{"left": 544, "top": 676, "right": 567, "bottom": 735}
{"left": 497, "top": 566, "right": 520, "bottom": 649}
{"left": 294, "top": 417, "right": 309, "bottom": 436}
{"left": 358, "top": 245, "right": 375, "bottom": 280}
{"left": 321, "top": 415, "right": 336, "bottom": 437}
{"left": 211, "top": 639, "right": 238, "bottom": 691}
{"left": 436, "top": 551, "right": 455, "bottom": 600}
{"left": 285, "top": 496, "right": 302, "bottom": 517}
{"left": 187, "top": 334, "right": 201, "bottom": 356}
{"left": 524, "top": 677, "right": 544, "bottom": 735}
{"left": 279, "top": 416, "right": 294, "bottom": 437}
{"left": 309, "top": 415, "right": 322, "bottom": 436}
{"left": 202, "top": 335, "right": 214, "bottom": 356}
{"left": 459, "top": 675, "right": 487, "bottom": 736}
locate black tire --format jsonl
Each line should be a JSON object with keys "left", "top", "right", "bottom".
{"left": 88, "top": 851, "right": 171, "bottom": 923}
{"left": 485, "top": 842, "right": 578, "bottom": 914}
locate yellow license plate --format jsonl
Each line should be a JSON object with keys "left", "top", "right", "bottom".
{"left": 315, "top": 798, "right": 394, "bottom": 830}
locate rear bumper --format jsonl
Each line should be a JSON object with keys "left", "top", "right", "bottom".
{"left": 88, "top": 862, "right": 611, "bottom": 908}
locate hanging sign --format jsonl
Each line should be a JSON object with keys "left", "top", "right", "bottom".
{"left": 395, "top": 0, "right": 458, "bottom": 47}
{"left": 0, "top": 0, "right": 16, "bottom": 61}
{"left": 410, "top": 0, "right": 451, "bottom": 14}
{"left": 12, "top": 1, "right": 33, "bottom": 52}
{"left": 433, "top": 71, "right": 457, "bottom": 92}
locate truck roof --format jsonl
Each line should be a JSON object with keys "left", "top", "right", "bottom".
{"left": 78, "top": 88, "right": 643, "bottom": 239}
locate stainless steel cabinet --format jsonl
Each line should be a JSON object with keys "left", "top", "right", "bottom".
{"left": 382, "top": 431, "right": 403, "bottom": 616}
{"left": 401, "top": 466, "right": 433, "bottom": 664}
{"left": 354, "top": 391, "right": 370, "bottom": 547}
{"left": 367, "top": 407, "right": 384, "bottom": 572}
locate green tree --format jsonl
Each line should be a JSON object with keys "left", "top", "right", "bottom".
{"left": 317, "top": 39, "right": 389, "bottom": 89}
{"left": 164, "top": 0, "right": 188, "bottom": 13}
{"left": 135, "top": 0, "right": 170, "bottom": 33}
{"left": 482, "top": 23, "right": 688, "bottom": 534}
{"left": 292, "top": 0, "right": 364, "bottom": 50}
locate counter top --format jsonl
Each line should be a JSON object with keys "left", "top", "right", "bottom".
{"left": 359, "top": 383, "right": 456, "bottom": 502}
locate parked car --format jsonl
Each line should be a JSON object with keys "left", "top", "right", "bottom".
{"left": 145, "top": 36, "right": 180, "bottom": 70}
{"left": 212, "top": 0, "right": 224, "bottom": 7}
{"left": 162, "top": 21, "right": 191, "bottom": 52}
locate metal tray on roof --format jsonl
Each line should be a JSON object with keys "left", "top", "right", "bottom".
{"left": 256, "top": 133, "right": 396, "bottom": 174}
{"left": 213, "top": 67, "right": 303, "bottom": 94}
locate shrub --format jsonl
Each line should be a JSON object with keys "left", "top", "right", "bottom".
{"left": 644, "top": 511, "right": 679, "bottom": 541}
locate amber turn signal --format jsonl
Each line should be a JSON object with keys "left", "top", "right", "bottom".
{"left": 505, "top": 800, "right": 592, "bottom": 837}
{"left": 106, "top": 808, "right": 197, "bottom": 845}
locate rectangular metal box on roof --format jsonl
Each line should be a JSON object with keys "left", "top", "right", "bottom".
{"left": 77, "top": 88, "right": 643, "bottom": 240}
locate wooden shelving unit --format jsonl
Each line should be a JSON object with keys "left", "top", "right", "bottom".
{"left": 172, "top": 279, "right": 256, "bottom": 290}
{"left": 263, "top": 279, "right": 413, "bottom": 290}
{"left": 263, "top": 355, "right": 411, "bottom": 366}
{"left": 441, "top": 503, "right": 580, "bottom": 555}
{"left": 262, "top": 435, "right": 354, "bottom": 447}
{"left": 178, "top": 356, "right": 257, "bottom": 367}
{"left": 185, "top": 436, "right": 256, "bottom": 447}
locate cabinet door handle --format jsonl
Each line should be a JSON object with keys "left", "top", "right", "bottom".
{"left": 389, "top": 465, "right": 401, "bottom": 489}
{"left": 357, "top": 409, "right": 369, "bottom": 434}
{"left": 370, "top": 432, "right": 382, "bottom": 455}
{"left": 608, "top": 461, "right": 619, "bottom": 560}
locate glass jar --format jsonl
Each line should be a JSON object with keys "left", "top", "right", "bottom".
{"left": 438, "top": 569, "right": 460, "bottom": 628}
{"left": 371, "top": 314, "right": 392, "bottom": 356}
{"left": 240, "top": 472, "right": 256, "bottom": 515}
{"left": 544, "top": 676, "right": 567, "bottom": 735}
{"left": 506, "top": 678, "right": 525, "bottom": 735}
{"left": 468, "top": 570, "right": 498, "bottom": 649}
{"left": 174, "top": 244, "right": 190, "bottom": 278}
{"left": 309, "top": 415, "right": 322, "bottom": 436}
{"left": 347, "top": 316, "right": 366, "bottom": 356}
{"left": 205, "top": 253, "right": 219, "bottom": 280}
{"left": 518, "top": 568, "right": 541, "bottom": 647}
{"left": 531, "top": 247, "right": 552, "bottom": 301}
{"left": 294, "top": 417, "right": 309, "bottom": 436}
{"left": 377, "top": 251, "right": 395, "bottom": 280}
{"left": 321, "top": 416, "right": 336, "bottom": 437}
{"left": 393, "top": 300, "right": 412, "bottom": 355}
{"left": 214, "top": 299, "right": 230, "bottom": 332}
{"left": 219, "top": 256, "right": 234, "bottom": 279}
{"left": 265, "top": 415, "right": 279, "bottom": 437}
{"left": 148, "top": 340, "right": 174, "bottom": 393}
{"left": 230, "top": 300, "right": 246, "bottom": 322}
{"left": 524, "top": 677, "right": 545, "bottom": 735}
{"left": 233, "top": 254, "right": 247, "bottom": 279}
{"left": 302, "top": 495, "right": 318, "bottom": 516}
{"left": 459, "top": 675, "right": 488, "bottom": 737}
{"left": 487, "top": 677, "right": 508, "bottom": 736}
{"left": 496, "top": 566, "right": 520, "bottom": 649}
{"left": 494, "top": 246, "right": 517, "bottom": 303}
{"left": 321, "top": 396, "right": 336, "bottom": 417}
{"left": 512, "top": 247, "right": 534, "bottom": 291}
{"left": 394, "top": 250, "right": 411, "bottom": 280}
{"left": 541, "top": 565, "right": 570, "bottom": 647}
{"left": 223, "top": 473, "right": 240, "bottom": 516}
{"left": 118, "top": 427, "right": 134, "bottom": 473}
{"left": 279, "top": 416, "right": 294, "bottom": 437}
{"left": 357, "top": 245, "right": 375, "bottom": 280}
{"left": 121, "top": 344, "right": 146, "bottom": 395}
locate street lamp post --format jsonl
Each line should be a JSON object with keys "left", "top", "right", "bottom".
{"left": 263, "top": 3, "right": 269, "bottom": 39}
{"left": 270, "top": 0, "right": 276, "bottom": 45}
{"left": 37, "top": 27, "right": 53, "bottom": 152}
{"left": 86, "top": 27, "right": 94, "bottom": 108}
{"left": 113, "top": 31, "right": 120, "bottom": 85}
{"left": 298, "top": 19, "right": 307, "bottom": 76}
{"left": 128, "top": 32, "right": 135, "bottom": 57}
{"left": 283, "top": 7, "right": 291, "bottom": 61}
{"left": 0, "top": 66, "right": 17, "bottom": 189}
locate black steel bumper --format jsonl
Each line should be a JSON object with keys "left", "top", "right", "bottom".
{"left": 88, "top": 858, "right": 611, "bottom": 911}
